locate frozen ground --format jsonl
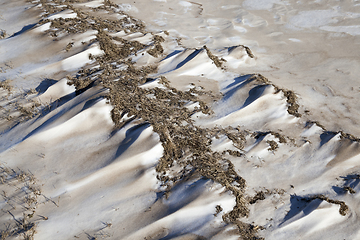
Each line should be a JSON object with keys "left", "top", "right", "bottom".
{"left": 1, "top": 0, "right": 360, "bottom": 239}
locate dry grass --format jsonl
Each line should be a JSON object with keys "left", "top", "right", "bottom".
{"left": 0, "top": 29, "right": 6, "bottom": 39}
{"left": 204, "top": 45, "right": 226, "bottom": 69}
{"left": 0, "top": 166, "right": 46, "bottom": 240}
{"left": 0, "top": 80, "right": 12, "bottom": 93}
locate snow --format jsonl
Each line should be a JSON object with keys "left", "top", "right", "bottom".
{"left": 1, "top": 0, "right": 360, "bottom": 239}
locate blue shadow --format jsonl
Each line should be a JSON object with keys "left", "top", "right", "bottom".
{"left": 9, "top": 23, "right": 37, "bottom": 38}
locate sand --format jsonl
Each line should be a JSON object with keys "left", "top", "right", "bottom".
{"left": 1, "top": 0, "right": 360, "bottom": 239}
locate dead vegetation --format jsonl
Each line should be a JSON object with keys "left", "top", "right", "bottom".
{"left": 271, "top": 132, "right": 287, "bottom": 143}
{"left": 214, "top": 205, "right": 223, "bottom": 217}
{"left": 65, "top": 42, "right": 74, "bottom": 51}
{"left": 34, "top": 0, "right": 262, "bottom": 237}
{"left": 0, "top": 29, "right": 6, "bottom": 39}
{"left": 98, "top": 46, "right": 260, "bottom": 239}
{"left": 3, "top": 1, "right": 360, "bottom": 240}
{"left": 309, "top": 195, "right": 349, "bottom": 216}
{"left": 339, "top": 131, "right": 360, "bottom": 142}
{"left": 282, "top": 90, "right": 301, "bottom": 117}
{"left": 343, "top": 186, "right": 356, "bottom": 194}
{"left": 0, "top": 88, "right": 41, "bottom": 132}
{"left": 223, "top": 127, "right": 247, "bottom": 150}
{"left": 147, "top": 35, "right": 164, "bottom": 57}
{"left": 266, "top": 140, "right": 278, "bottom": 151}
{"left": 251, "top": 131, "right": 287, "bottom": 152}
{"left": 240, "top": 45, "right": 255, "bottom": 58}
{"left": 306, "top": 120, "right": 326, "bottom": 130}
{"left": 147, "top": 43, "right": 164, "bottom": 58}
{"left": 251, "top": 74, "right": 271, "bottom": 85}
{"left": 0, "top": 80, "right": 12, "bottom": 93}
{"left": 204, "top": 45, "right": 227, "bottom": 69}
{"left": 249, "top": 74, "right": 302, "bottom": 117}
{"left": 249, "top": 191, "right": 266, "bottom": 204}
{"left": 0, "top": 166, "right": 48, "bottom": 240}
{"left": 8, "top": 0, "right": 329, "bottom": 239}
{"left": 11, "top": 0, "right": 360, "bottom": 239}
